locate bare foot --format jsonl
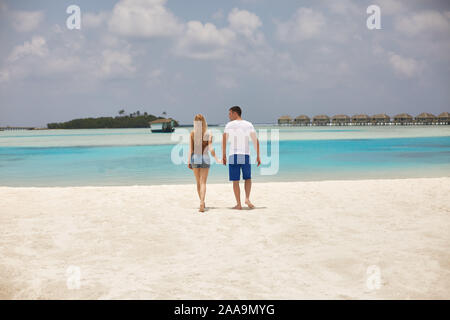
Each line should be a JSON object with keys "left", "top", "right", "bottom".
{"left": 199, "top": 202, "right": 205, "bottom": 212}
{"left": 245, "top": 200, "right": 255, "bottom": 209}
{"left": 232, "top": 204, "right": 242, "bottom": 210}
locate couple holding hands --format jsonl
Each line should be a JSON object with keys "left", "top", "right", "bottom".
{"left": 188, "top": 106, "right": 261, "bottom": 212}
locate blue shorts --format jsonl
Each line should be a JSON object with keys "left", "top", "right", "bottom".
{"left": 228, "top": 154, "right": 251, "bottom": 181}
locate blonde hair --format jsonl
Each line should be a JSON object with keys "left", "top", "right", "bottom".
{"left": 193, "top": 114, "right": 208, "bottom": 139}
{"left": 191, "top": 114, "right": 210, "bottom": 154}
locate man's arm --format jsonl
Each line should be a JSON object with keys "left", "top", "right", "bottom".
{"left": 250, "top": 131, "right": 261, "bottom": 167}
{"left": 208, "top": 135, "right": 220, "bottom": 163}
{"left": 222, "top": 132, "right": 228, "bottom": 165}
{"left": 188, "top": 131, "right": 193, "bottom": 170}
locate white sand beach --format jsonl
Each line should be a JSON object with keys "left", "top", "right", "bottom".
{"left": 1, "top": 178, "right": 449, "bottom": 300}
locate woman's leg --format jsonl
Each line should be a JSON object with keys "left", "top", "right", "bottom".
{"left": 198, "top": 168, "right": 209, "bottom": 211}
{"left": 193, "top": 168, "right": 201, "bottom": 201}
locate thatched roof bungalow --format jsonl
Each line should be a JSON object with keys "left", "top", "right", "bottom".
{"left": 331, "top": 114, "right": 350, "bottom": 126}
{"left": 351, "top": 114, "right": 371, "bottom": 125}
{"left": 275, "top": 112, "right": 449, "bottom": 126}
{"left": 312, "top": 115, "right": 330, "bottom": 126}
{"left": 371, "top": 113, "right": 391, "bottom": 125}
{"left": 437, "top": 112, "right": 450, "bottom": 124}
{"left": 278, "top": 115, "right": 293, "bottom": 126}
{"left": 371, "top": 114, "right": 390, "bottom": 125}
{"left": 393, "top": 113, "right": 414, "bottom": 125}
{"left": 415, "top": 113, "right": 436, "bottom": 125}
{"left": 294, "top": 115, "right": 310, "bottom": 126}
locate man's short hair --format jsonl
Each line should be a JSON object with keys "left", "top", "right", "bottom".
{"left": 229, "top": 106, "right": 242, "bottom": 117}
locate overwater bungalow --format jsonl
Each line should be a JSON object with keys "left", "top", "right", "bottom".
{"left": 294, "top": 115, "right": 310, "bottom": 126}
{"left": 150, "top": 119, "right": 176, "bottom": 133}
{"left": 0, "top": 126, "right": 35, "bottom": 131}
{"left": 276, "top": 111, "right": 449, "bottom": 126}
{"left": 278, "top": 115, "right": 293, "bottom": 126}
{"left": 371, "top": 114, "right": 390, "bottom": 125}
{"left": 415, "top": 113, "right": 436, "bottom": 125}
{"left": 351, "top": 114, "right": 371, "bottom": 125}
{"left": 331, "top": 114, "right": 350, "bottom": 126}
{"left": 393, "top": 113, "right": 414, "bottom": 125}
{"left": 312, "top": 115, "right": 330, "bottom": 126}
{"left": 437, "top": 112, "right": 450, "bottom": 125}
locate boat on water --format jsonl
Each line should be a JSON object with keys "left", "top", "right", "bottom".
{"left": 150, "top": 119, "right": 176, "bottom": 133}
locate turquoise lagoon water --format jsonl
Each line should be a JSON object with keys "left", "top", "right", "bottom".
{"left": 0, "top": 126, "right": 449, "bottom": 186}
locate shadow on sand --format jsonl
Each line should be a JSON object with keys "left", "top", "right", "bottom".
{"left": 195, "top": 206, "right": 267, "bottom": 212}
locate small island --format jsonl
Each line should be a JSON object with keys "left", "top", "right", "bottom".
{"left": 47, "top": 110, "right": 179, "bottom": 129}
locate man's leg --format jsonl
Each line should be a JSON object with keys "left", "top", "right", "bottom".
{"left": 244, "top": 179, "right": 254, "bottom": 209}
{"left": 229, "top": 154, "right": 242, "bottom": 210}
{"left": 242, "top": 155, "right": 255, "bottom": 209}
{"left": 233, "top": 181, "right": 242, "bottom": 210}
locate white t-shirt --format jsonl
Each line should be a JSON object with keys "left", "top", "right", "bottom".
{"left": 224, "top": 120, "right": 256, "bottom": 155}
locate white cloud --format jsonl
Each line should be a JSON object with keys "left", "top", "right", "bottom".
{"left": 216, "top": 74, "right": 237, "bottom": 89}
{"left": 108, "top": 0, "right": 183, "bottom": 37}
{"left": 98, "top": 49, "right": 136, "bottom": 78}
{"left": 0, "top": 69, "right": 10, "bottom": 83}
{"left": 276, "top": 8, "right": 325, "bottom": 42}
{"left": 2, "top": 34, "right": 85, "bottom": 82}
{"left": 45, "top": 56, "right": 82, "bottom": 74}
{"left": 388, "top": 53, "right": 421, "bottom": 78}
{"left": 395, "top": 10, "right": 450, "bottom": 37}
{"left": 84, "top": 11, "right": 109, "bottom": 29}
{"left": 100, "top": 35, "right": 122, "bottom": 47}
{"left": 147, "top": 68, "right": 164, "bottom": 86}
{"left": 212, "top": 9, "right": 224, "bottom": 21}
{"left": 174, "top": 8, "right": 264, "bottom": 59}
{"left": 228, "top": 8, "right": 262, "bottom": 38}
{"left": 376, "top": 0, "right": 406, "bottom": 15}
{"left": 11, "top": 10, "right": 44, "bottom": 32}
{"left": 1, "top": 28, "right": 136, "bottom": 84}
{"left": 174, "top": 21, "right": 235, "bottom": 59}
{"left": 325, "top": 0, "right": 360, "bottom": 15}
{"left": 8, "top": 36, "right": 48, "bottom": 62}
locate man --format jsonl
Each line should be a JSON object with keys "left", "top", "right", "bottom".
{"left": 222, "top": 106, "right": 261, "bottom": 210}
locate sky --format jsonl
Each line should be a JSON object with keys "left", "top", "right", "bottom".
{"left": 0, "top": 0, "right": 449, "bottom": 127}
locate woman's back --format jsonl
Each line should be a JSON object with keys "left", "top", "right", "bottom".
{"left": 191, "top": 130, "right": 210, "bottom": 155}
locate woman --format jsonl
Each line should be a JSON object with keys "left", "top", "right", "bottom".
{"left": 188, "top": 114, "right": 219, "bottom": 212}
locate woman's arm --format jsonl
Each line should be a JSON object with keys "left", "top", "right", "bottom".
{"left": 208, "top": 135, "right": 221, "bottom": 164}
